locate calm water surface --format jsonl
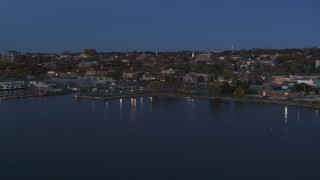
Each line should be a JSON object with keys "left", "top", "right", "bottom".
{"left": 0, "top": 95, "right": 320, "bottom": 180}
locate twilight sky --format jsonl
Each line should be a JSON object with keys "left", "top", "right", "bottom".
{"left": 0, "top": 0, "right": 319, "bottom": 53}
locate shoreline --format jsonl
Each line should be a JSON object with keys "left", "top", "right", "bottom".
{"left": 0, "top": 91, "right": 71, "bottom": 101}
{"left": 154, "top": 93, "right": 320, "bottom": 109}
{"left": 2, "top": 90, "right": 319, "bottom": 109}
{"left": 77, "top": 92, "right": 320, "bottom": 109}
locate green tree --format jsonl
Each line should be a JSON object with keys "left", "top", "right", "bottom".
{"left": 148, "top": 81, "right": 162, "bottom": 93}
{"left": 292, "top": 83, "right": 313, "bottom": 94}
{"left": 132, "top": 73, "right": 140, "bottom": 80}
{"left": 217, "top": 59, "right": 229, "bottom": 71}
{"left": 109, "top": 70, "right": 122, "bottom": 81}
{"left": 209, "top": 83, "right": 221, "bottom": 97}
{"left": 220, "top": 82, "right": 234, "bottom": 94}
{"left": 223, "top": 69, "right": 233, "bottom": 80}
{"left": 234, "top": 86, "right": 246, "bottom": 98}
{"left": 0, "top": 61, "right": 11, "bottom": 68}
{"left": 174, "top": 63, "right": 191, "bottom": 73}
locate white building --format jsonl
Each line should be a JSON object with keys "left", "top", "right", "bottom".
{"left": 297, "top": 79, "right": 314, "bottom": 86}
{"left": 315, "top": 60, "right": 320, "bottom": 68}
{"left": 5, "top": 50, "right": 19, "bottom": 62}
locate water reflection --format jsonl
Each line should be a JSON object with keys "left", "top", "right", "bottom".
{"left": 284, "top": 106, "right": 288, "bottom": 141}
{"left": 140, "top": 97, "right": 144, "bottom": 114}
{"left": 130, "top": 98, "right": 137, "bottom": 132}
{"left": 149, "top": 96, "right": 153, "bottom": 109}
{"left": 234, "top": 102, "right": 245, "bottom": 112}
{"left": 119, "top": 99, "right": 123, "bottom": 123}
{"left": 316, "top": 109, "right": 319, "bottom": 126}
{"left": 91, "top": 102, "right": 96, "bottom": 119}
{"left": 208, "top": 99, "right": 223, "bottom": 113}
{"left": 150, "top": 96, "right": 161, "bottom": 106}
{"left": 208, "top": 99, "right": 225, "bottom": 124}
{"left": 119, "top": 98, "right": 123, "bottom": 110}
{"left": 3, "top": 95, "right": 320, "bottom": 179}
{"left": 105, "top": 102, "right": 109, "bottom": 118}
{"left": 187, "top": 98, "right": 194, "bottom": 118}
{"left": 140, "top": 97, "right": 143, "bottom": 108}
{"left": 284, "top": 106, "right": 288, "bottom": 122}
{"left": 92, "top": 102, "right": 95, "bottom": 113}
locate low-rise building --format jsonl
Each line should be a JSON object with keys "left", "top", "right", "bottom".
{"left": 183, "top": 73, "right": 198, "bottom": 85}
{"left": 122, "top": 70, "right": 135, "bottom": 80}
{"left": 259, "top": 89, "right": 301, "bottom": 99}
{"left": 77, "top": 61, "right": 98, "bottom": 71}
{"left": 274, "top": 76, "right": 292, "bottom": 85}
{"left": 197, "top": 53, "right": 213, "bottom": 61}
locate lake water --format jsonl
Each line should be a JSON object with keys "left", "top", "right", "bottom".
{"left": 0, "top": 95, "right": 320, "bottom": 180}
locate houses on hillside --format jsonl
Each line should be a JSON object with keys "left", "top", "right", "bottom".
{"left": 1, "top": 48, "right": 320, "bottom": 99}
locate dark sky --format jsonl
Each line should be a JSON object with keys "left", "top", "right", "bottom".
{"left": 0, "top": 0, "right": 319, "bottom": 53}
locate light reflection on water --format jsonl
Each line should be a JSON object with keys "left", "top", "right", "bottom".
{"left": 284, "top": 106, "right": 288, "bottom": 141}
{"left": 187, "top": 98, "right": 194, "bottom": 118}
{"left": 316, "top": 109, "right": 319, "bottom": 126}
{"left": 1, "top": 95, "right": 320, "bottom": 179}
{"left": 130, "top": 98, "right": 137, "bottom": 132}
{"left": 91, "top": 102, "right": 95, "bottom": 112}
{"left": 105, "top": 102, "right": 109, "bottom": 118}
{"left": 119, "top": 98, "right": 123, "bottom": 109}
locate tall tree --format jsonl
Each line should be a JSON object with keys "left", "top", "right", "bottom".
{"left": 209, "top": 83, "right": 221, "bottom": 97}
